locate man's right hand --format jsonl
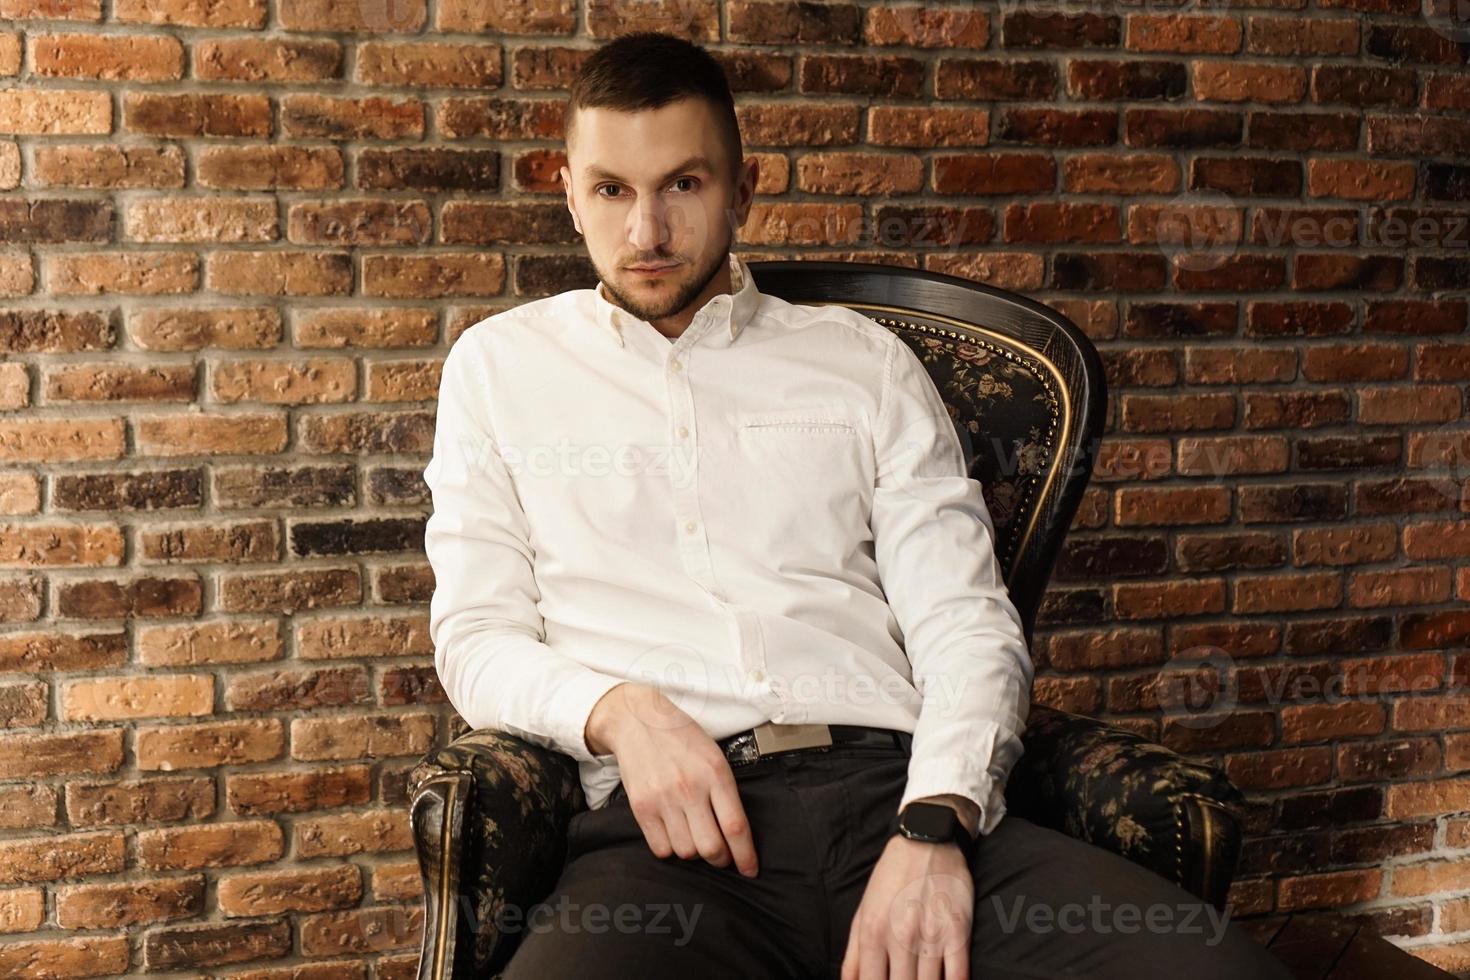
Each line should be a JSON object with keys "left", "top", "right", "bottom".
{"left": 584, "top": 682, "right": 759, "bottom": 878}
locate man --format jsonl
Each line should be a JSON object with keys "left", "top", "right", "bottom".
{"left": 423, "top": 31, "right": 1293, "bottom": 980}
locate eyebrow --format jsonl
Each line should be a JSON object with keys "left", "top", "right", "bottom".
{"left": 581, "top": 155, "right": 715, "bottom": 185}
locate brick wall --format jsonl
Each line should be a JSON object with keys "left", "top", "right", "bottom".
{"left": 0, "top": 1, "right": 1468, "bottom": 976}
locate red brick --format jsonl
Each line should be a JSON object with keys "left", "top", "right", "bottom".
{"left": 55, "top": 875, "right": 204, "bottom": 928}
{"left": 1349, "top": 567, "right": 1452, "bottom": 608}
{"left": 437, "top": 0, "right": 573, "bottom": 34}
{"left": 217, "top": 864, "right": 361, "bottom": 916}
{"left": 299, "top": 905, "right": 423, "bottom": 957}
{"left": 0, "top": 937, "right": 128, "bottom": 977}
{"left": 1281, "top": 701, "right": 1386, "bottom": 744}
{"left": 0, "top": 729, "right": 123, "bottom": 779}
{"left": 1235, "top": 572, "right": 1343, "bottom": 613}
{"left": 289, "top": 713, "right": 435, "bottom": 761}
{"left": 1193, "top": 62, "right": 1307, "bottom": 103}
{"left": 1225, "top": 747, "right": 1333, "bottom": 789}
{"left": 0, "top": 887, "right": 44, "bottom": 932}
{"left": 1292, "top": 524, "right": 1399, "bottom": 566}
{"left": 66, "top": 776, "right": 214, "bottom": 826}
{"left": 295, "top": 615, "right": 433, "bottom": 659}
{"left": 136, "top": 619, "right": 284, "bottom": 666}
{"left": 0, "top": 89, "right": 111, "bottom": 134}
{"left": 280, "top": 0, "right": 426, "bottom": 32}
{"left": 294, "top": 809, "right": 413, "bottom": 858}
{"left": 226, "top": 766, "right": 372, "bottom": 815}
{"left": 1340, "top": 653, "right": 1446, "bottom": 696}
{"left": 1279, "top": 869, "right": 1381, "bottom": 910}
{"left": 370, "top": 861, "right": 421, "bottom": 902}
{"left": 124, "top": 92, "right": 270, "bottom": 137}
{"left": 1114, "top": 579, "right": 1226, "bottom": 619}
{"left": 0, "top": 831, "right": 125, "bottom": 885}
{"left": 61, "top": 674, "right": 213, "bottom": 721}
{"left": 196, "top": 36, "right": 340, "bottom": 82}
{"left": 135, "top": 820, "right": 284, "bottom": 871}
{"left": 135, "top": 719, "right": 285, "bottom": 770}
{"left": 1388, "top": 854, "right": 1470, "bottom": 894}
{"left": 144, "top": 919, "right": 291, "bottom": 969}
{"left": 113, "top": 0, "right": 265, "bottom": 27}
{"left": 1115, "top": 486, "right": 1231, "bottom": 525}
{"left": 865, "top": 6, "right": 989, "bottom": 48}
{"left": 1177, "top": 436, "right": 1290, "bottom": 476}
{"left": 31, "top": 32, "right": 184, "bottom": 81}
{"left": 1392, "top": 693, "right": 1470, "bottom": 732}
{"left": 0, "top": 787, "right": 57, "bottom": 834}
{"left": 794, "top": 152, "right": 924, "bottom": 195}
{"left": 1126, "top": 15, "right": 1241, "bottom": 54}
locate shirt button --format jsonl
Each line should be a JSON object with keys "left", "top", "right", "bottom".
{"left": 670, "top": 359, "right": 682, "bottom": 372}
{"left": 748, "top": 668, "right": 765, "bottom": 683}
{"left": 684, "top": 520, "right": 696, "bottom": 533}
{"left": 677, "top": 426, "right": 688, "bottom": 438}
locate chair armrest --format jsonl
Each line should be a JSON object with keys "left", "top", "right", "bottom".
{"left": 408, "top": 729, "right": 586, "bottom": 980}
{"left": 1004, "top": 704, "right": 1245, "bottom": 911}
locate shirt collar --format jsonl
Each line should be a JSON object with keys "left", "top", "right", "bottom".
{"left": 593, "top": 252, "right": 758, "bottom": 348}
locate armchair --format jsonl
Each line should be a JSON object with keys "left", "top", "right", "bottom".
{"left": 409, "top": 261, "right": 1248, "bottom": 980}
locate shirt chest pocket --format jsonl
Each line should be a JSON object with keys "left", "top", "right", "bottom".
{"left": 733, "top": 407, "right": 871, "bottom": 508}
{"left": 711, "top": 406, "right": 875, "bottom": 569}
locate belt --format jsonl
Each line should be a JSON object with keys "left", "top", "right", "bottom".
{"left": 716, "top": 722, "right": 912, "bottom": 768}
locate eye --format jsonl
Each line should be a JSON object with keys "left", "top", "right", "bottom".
{"left": 670, "top": 177, "right": 698, "bottom": 192}
{"left": 595, "top": 184, "right": 623, "bottom": 199}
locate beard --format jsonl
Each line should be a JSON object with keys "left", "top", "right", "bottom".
{"left": 596, "top": 231, "right": 732, "bottom": 326}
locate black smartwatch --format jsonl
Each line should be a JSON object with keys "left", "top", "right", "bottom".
{"left": 894, "top": 801, "right": 979, "bottom": 863}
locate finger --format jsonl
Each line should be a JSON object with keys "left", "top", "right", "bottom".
{"left": 888, "top": 947, "right": 917, "bottom": 980}
{"left": 859, "top": 927, "right": 887, "bottom": 980}
{"left": 943, "top": 943, "right": 969, "bottom": 980}
{"left": 661, "top": 805, "right": 698, "bottom": 860}
{"left": 841, "top": 909, "right": 861, "bottom": 980}
{"left": 709, "top": 776, "right": 758, "bottom": 876}
{"left": 918, "top": 945, "right": 943, "bottom": 980}
{"left": 631, "top": 803, "right": 674, "bottom": 859}
{"left": 684, "top": 802, "right": 732, "bottom": 868}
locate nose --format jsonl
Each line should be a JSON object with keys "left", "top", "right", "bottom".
{"left": 628, "top": 197, "right": 671, "bottom": 254}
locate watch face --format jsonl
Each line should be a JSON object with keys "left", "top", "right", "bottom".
{"left": 902, "top": 802, "right": 956, "bottom": 840}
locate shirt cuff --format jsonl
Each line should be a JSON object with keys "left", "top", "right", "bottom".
{"left": 547, "top": 671, "right": 628, "bottom": 764}
{"left": 898, "top": 755, "right": 1009, "bottom": 837}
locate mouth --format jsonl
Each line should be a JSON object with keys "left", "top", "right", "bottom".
{"left": 627, "top": 262, "right": 681, "bottom": 275}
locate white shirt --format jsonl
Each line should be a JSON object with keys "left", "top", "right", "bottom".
{"left": 423, "top": 251, "right": 1033, "bottom": 833}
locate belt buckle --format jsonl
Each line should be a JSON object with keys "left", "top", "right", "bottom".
{"left": 752, "top": 722, "right": 833, "bottom": 757}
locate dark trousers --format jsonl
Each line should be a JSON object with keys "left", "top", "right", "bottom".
{"left": 499, "top": 741, "right": 1294, "bottom": 979}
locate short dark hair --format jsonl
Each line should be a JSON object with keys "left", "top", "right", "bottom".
{"left": 565, "top": 32, "right": 743, "bottom": 182}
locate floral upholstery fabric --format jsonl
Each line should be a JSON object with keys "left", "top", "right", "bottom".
{"left": 1005, "top": 704, "right": 1246, "bottom": 887}
{"left": 882, "top": 323, "right": 1059, "bottom": 572}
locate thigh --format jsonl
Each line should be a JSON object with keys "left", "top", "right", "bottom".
{"left": 500, "top": 791, "right": 817, "bottom": 980}
{"left": 967, "top": 815, "right": 1293, "bottom": 980}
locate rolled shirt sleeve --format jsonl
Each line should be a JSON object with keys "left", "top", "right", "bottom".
{"left": 869, "top": 332, "right": 1035, "bottom": 835}
{"left": 423, "top": 326, "right": 624, "bottom": 765}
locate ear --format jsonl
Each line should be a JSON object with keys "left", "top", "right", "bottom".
{"left": 732, "top": 155, "right": 759, "bottom": 227}
{"left": 560, "top": 165, "right": 582, "bottom": 236}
